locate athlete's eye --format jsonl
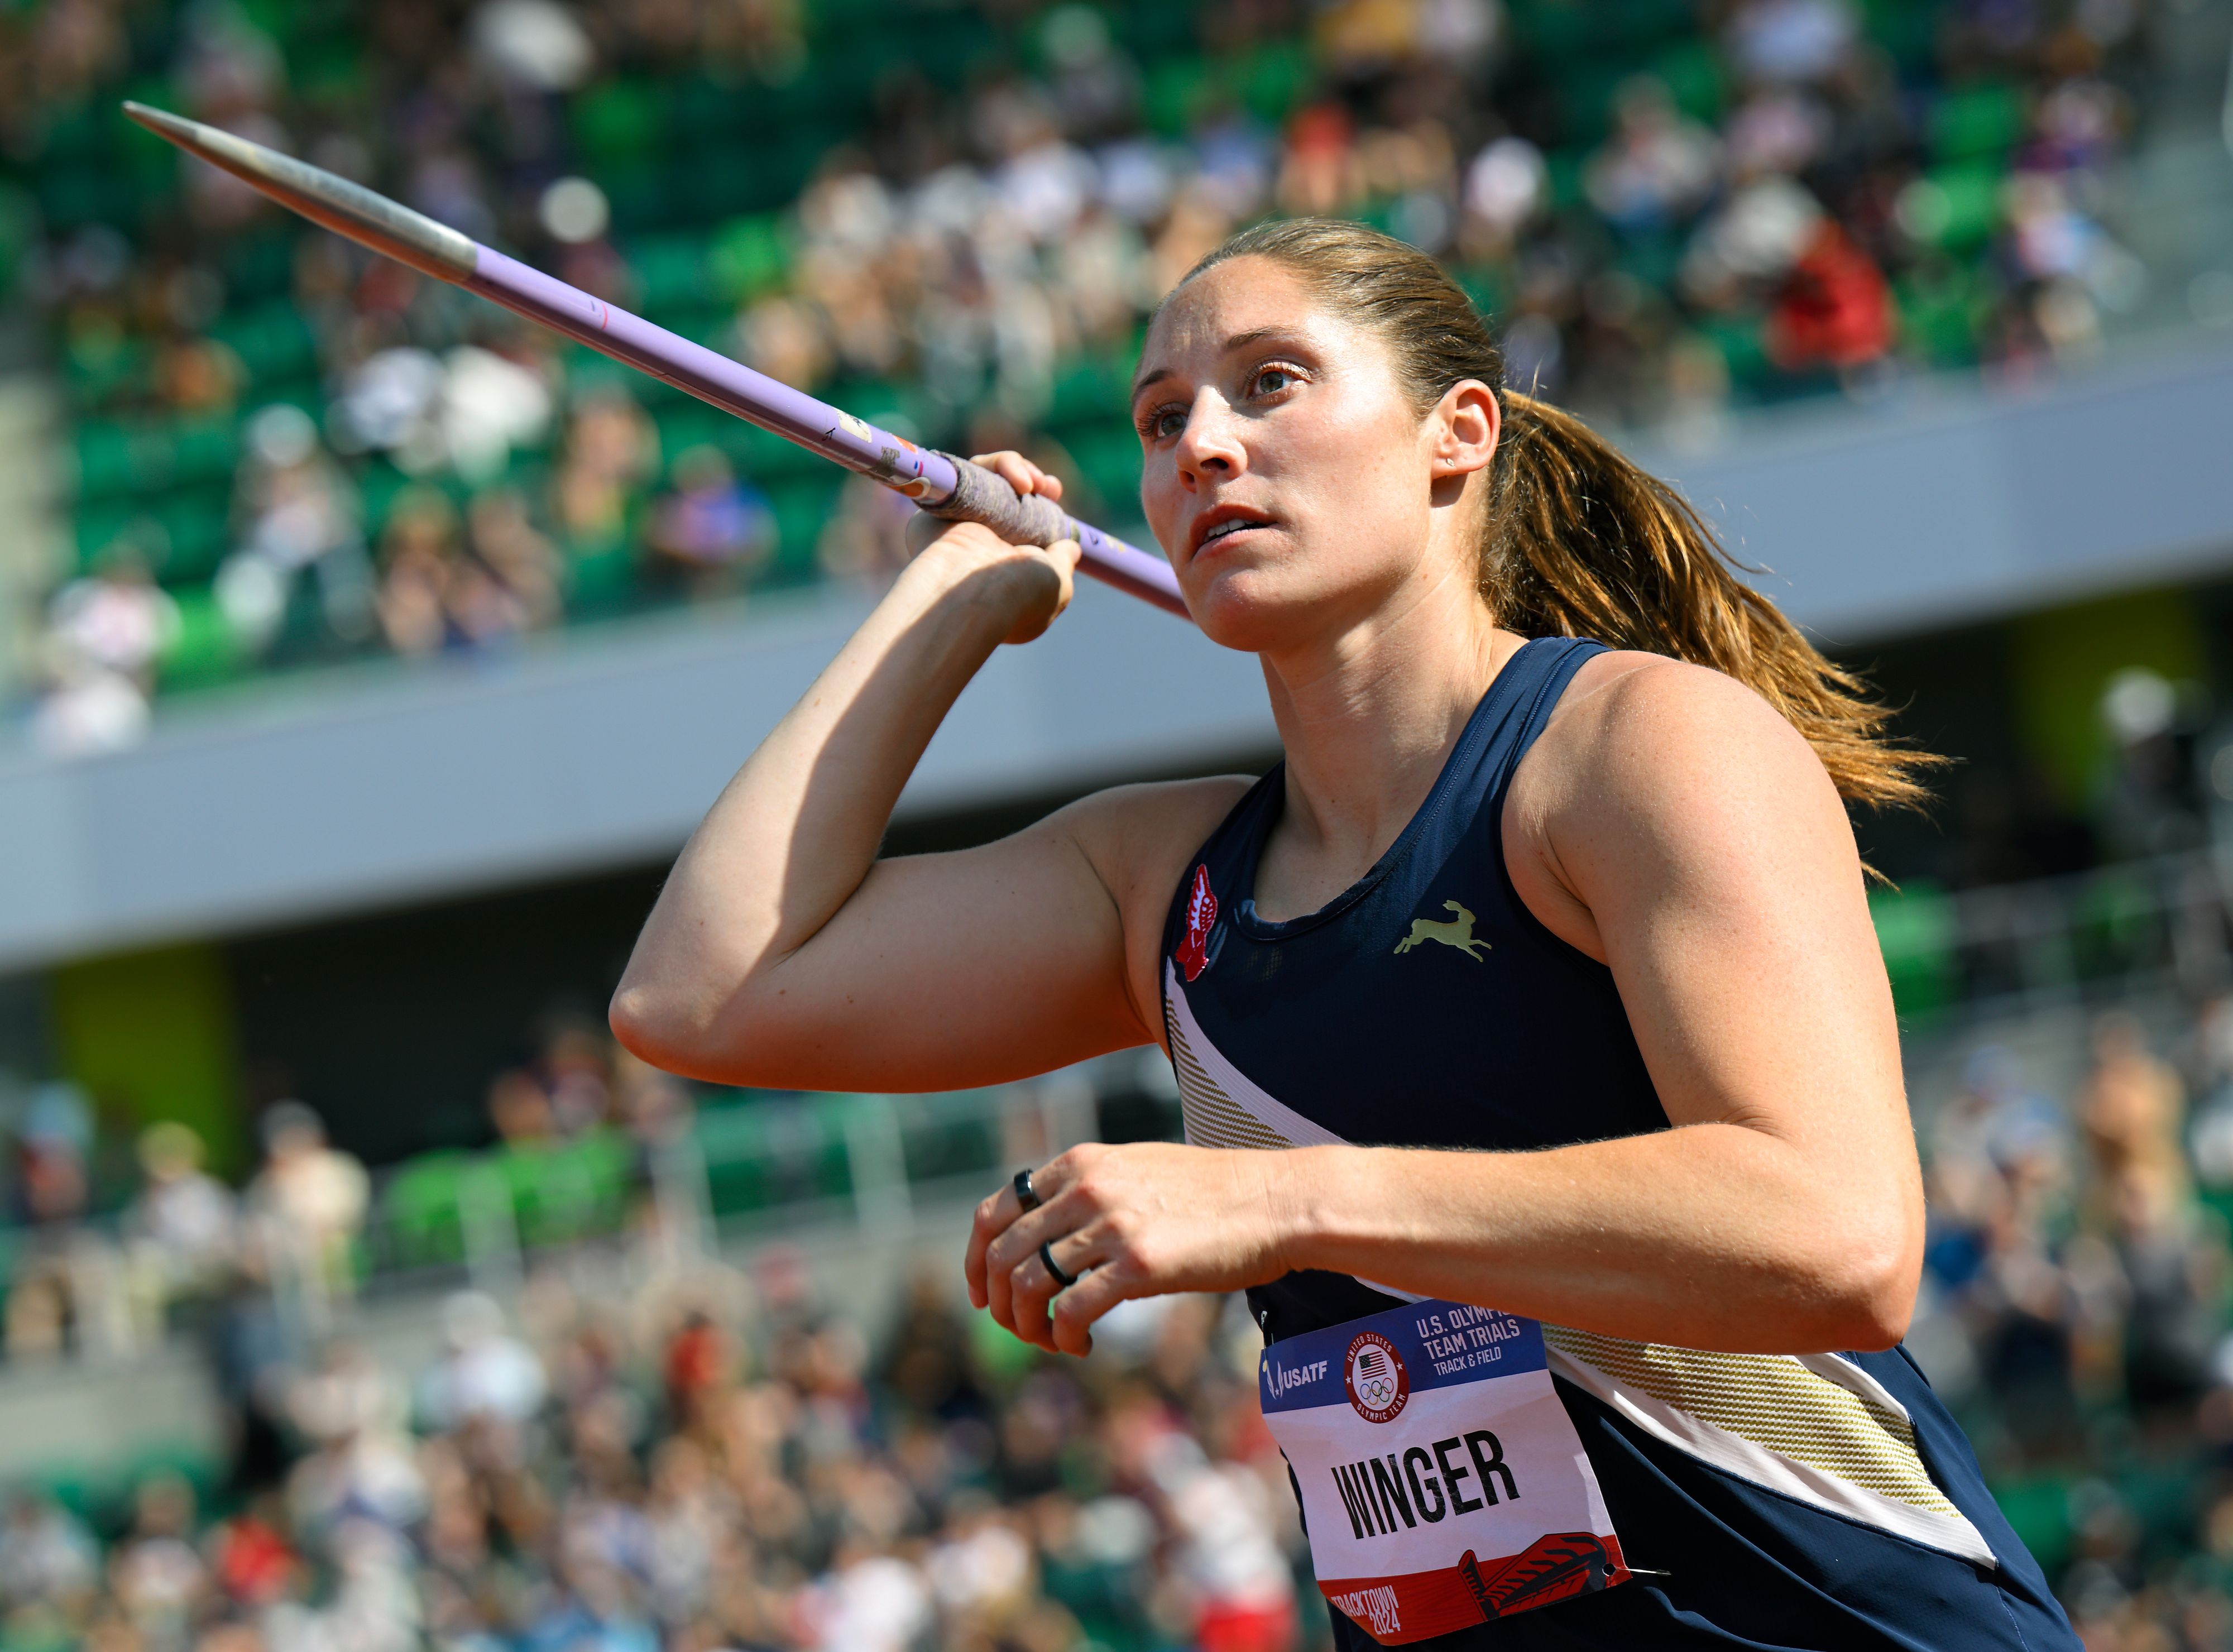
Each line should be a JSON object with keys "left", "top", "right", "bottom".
{"left": 1138, "top": 404, "right": 1186, "bottom": 441}
{"left": 1250, "top": 365, "right": 1301, "bottom": 398}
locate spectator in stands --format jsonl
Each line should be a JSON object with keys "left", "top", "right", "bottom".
{"left": 123, "top": 1120, "right": 238, "bottom": 1330}
{"left": 552, "top": 389, "right": 660, "bottom": 611}
{"left": 32, "top": 537, "right": 178, "bottom": 756}
{"left": 816, "top": 473, "right": 918, "bottom": 593}
{"left": 2107, "top": 1155, "right": 2223, "bottom": 1422}
{"left": 1585, "top": 76, "right": 1722, "bottom": 235}
{"left": 644, "top": 446, "right": 778, "bottom": 600}
{"left": 417, "top": 1291, "right": 549, "bottom": 1434}
{"left": 107, "top": 1471, "right": 210, "bottom": 1646}
{"left": 218, "top": 403, "right": 376, "bottom": 661}
{"left": 2080, "top": 1011, "right": 2190, "bottom": 1220}
{"left": 468, "top": 486, "right": 565, "bottom": 634}
{"left": 246, "top": 1101, "right": 368, "bottom": 1328}
{"left": 0, "top": 1489, "right": 100, "bottom": 1636}
{"left": 373, "top": 486, "right": 465, "bottom": 658}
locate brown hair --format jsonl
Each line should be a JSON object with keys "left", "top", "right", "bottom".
{"left": 1169, "top": 218, "right": 1934, "bottom": 811}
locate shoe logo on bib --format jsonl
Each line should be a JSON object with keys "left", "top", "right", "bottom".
{"left": 1344, "top": 1330, "right": 1411, "bottom": 1424}
{"left": 1175, "top": 865, "right": 1219, "bottom": 981}
{"left": 1393, "top": 899, "right": 1489, "bottom": 960}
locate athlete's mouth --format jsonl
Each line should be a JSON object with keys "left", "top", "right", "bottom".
{"left": 1190, "top": 506, "right": 1276, "bottom": 558}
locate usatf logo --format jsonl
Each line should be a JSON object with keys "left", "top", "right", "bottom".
{"left": 1175, "top": 865, "right": 1218, "bottom": 982}
{"left": 1344, "top": 1330, "right": 1410, "bottom": 1424}
{"left": 1263, "top": 1356, "right": 1329, "bottom": 1402}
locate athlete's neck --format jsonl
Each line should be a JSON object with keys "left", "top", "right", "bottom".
{"left": 1253, "top": 571, "right": 1517, "bottom": 921}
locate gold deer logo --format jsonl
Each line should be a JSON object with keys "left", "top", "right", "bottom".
{"left": 1393, "top": 900, "right": 1489, "bottom": 960}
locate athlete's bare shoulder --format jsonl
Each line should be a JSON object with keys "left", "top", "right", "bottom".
{"left": 1052, "top": 774, "right": 1257, "bottom": 1044}
{"left": 1536, "top": 648, "right": 1809, "bottom": 768}
{"left": 1506, "top": 648, "right": 1853, "bottom": 960}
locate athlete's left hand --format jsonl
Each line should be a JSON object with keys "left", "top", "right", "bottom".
{"left": 966, "top": 1141, "right": 1297, "bottom": 1356}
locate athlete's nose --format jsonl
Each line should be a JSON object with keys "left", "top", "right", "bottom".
{"left": 1173, "top": 391, "right": 1246, "bottom": 491}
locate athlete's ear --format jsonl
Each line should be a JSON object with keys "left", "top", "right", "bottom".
{"left": 1429, "top": 379, "right": 1499, "bottom": 482}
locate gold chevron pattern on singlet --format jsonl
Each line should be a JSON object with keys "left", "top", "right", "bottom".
{"left": 1537, "top": 1327, "right": 1961, "bottom": 1516}
{"left": 1167, "top": 1002, "right": 1958, "bottom": 1520}
{"left": 1170, "top": 1004, "right": 1296, "bottom": 1152}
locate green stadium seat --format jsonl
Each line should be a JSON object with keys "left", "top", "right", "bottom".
{"left": 382, "top": 1151, "right": 473, "bottom": 1268}
{"left": 155, "top": 489, "right": 233, "bottom": 584}
{"left": 1913, "top": 162, "right": 2006, "bottom": 254}
{"left": 1515, "top": 0, "right": 1597, "bottom": 65}
{"left": 218, "top": 232, "right": 297, "bottom": 303}
{"left": 628, "top": 235, "right": 716, "bottom": 315}
{"left": 1894, "top": 264, "right": 1991, "bottom": 366}
{"left": 1930, "top": 82, "right": 2027, "bottom": 164}
{"left": 1144, "top": 56, "right": 1215, "bottom": 140}
{"left": 1987, "top": 1474, "right": 2073, "bottom": 1580}
{"left": 1114, "top": 0, "right": 1199, "bottom": 60}
{"left": 766, "top": 474, "right": 844, "bottom": 580}
{"left": 157, "top": 582, "right": 243, "bottom": 692}
{"left": 1066, "top": 421, "right": 1144, "bottom": 514}
{"left": 694, "top": 1098, "right": 852, "bottom": 1220}
{"left": 74, "top": 421, "right": 137, "bottom": 501}
{"left": 1861, "top": 0, "right": 1938, "bottom": 69}
{"left": 572, "top": 78, "right": 667, "bottom": 165}
{"left": 170, "top": 415, "right": 239, "bottom": 489}
{"left": 1240, "top": 40, "right": 1314, "bottom": 126}
{"left": 1044, "top": 353, "right": 1133, "bottom": 434}
{"left": 1652, "top": 37, "right": 1726, "bottom": 126}
{"left": 1867, "top": 880, "right": 1958, "bottom": 1023}
{"left": 500, "top": 1131, "right": 632, "bottom": 1248}
{"left": 212, "top": 303, "right": 320, "bottom": 381}
{"left": 709, "top": 213, "right": 793, "bottom": 304}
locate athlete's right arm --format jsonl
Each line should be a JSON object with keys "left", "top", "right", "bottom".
{"left": 610, "top": 471, "right": 1245, "bottom": 1093}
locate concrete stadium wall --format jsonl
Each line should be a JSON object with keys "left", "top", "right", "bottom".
{"left": 3, "top": 336, "right": 2231, "bottom": 969}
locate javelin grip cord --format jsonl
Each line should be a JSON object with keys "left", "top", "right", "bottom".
{"left": 919, "top": 455, "right": 1079, "bottom": 547}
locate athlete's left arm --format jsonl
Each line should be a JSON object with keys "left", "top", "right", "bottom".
{"left": 971, "top": 654, "right": 1925, "bottom": 1358}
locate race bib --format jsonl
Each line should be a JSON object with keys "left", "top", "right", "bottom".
{"left": 1259, "top": 1298, "right": 1628, "bottom": 1645}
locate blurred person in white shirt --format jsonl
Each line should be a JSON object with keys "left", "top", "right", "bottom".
{"left": 794, "top": 1534, "right": 932, "bottom": 1652}
{"left": 416, "top": 1290, "right": 548, "bottom": 1434}
{"left": 246, "top": 1102, "right": 368, "bottom": 1328}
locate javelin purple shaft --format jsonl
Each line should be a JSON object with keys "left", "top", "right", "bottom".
{"left": 119, "top": 102, "right": 1189, "bottom": 619}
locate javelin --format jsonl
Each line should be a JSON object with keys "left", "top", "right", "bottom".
{"left": 122, "top": 102, "right": 1190, "bottom": 619}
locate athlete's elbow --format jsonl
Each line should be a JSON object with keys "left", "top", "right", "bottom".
{"left": 1812, "top": 1222, "right": 1921, "bottom": 1352}
{"left": 609, "top": 979, "right": 726, "bottom": 1078}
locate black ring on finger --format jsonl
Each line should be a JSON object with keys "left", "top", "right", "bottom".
{"left": 1013, "top": 1167, "right": 1041, "bottom": 1212}
{"left": 1039, "top": 1239, "right": 1078, "bottom": 1290}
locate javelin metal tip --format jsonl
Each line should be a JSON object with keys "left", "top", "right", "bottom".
{"left": 118, "top": 98, "right": 477, "bottom": 282}
{"left": 121, "top": 100, "right": 193, "bottom": 140}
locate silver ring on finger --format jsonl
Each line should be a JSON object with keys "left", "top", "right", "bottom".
{"left": 1039, "top": 1238, "right": 1079, "bottom": 1290}
{"left": 1013, "top": 1166, "right": 1042, "bottom": 1212}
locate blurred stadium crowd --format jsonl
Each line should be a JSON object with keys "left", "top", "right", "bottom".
{"left": 0, "top": 1253, "right": 1310, "bottom": 1652}
{"left": 0, "top": 1078, "right": 1314, "bottom": 1652}
{"left": 0, "top": 979, "right": 2225, "bottom": 1646}
{"left": 0, "top": 0, "right": 2168, "bottom": 747}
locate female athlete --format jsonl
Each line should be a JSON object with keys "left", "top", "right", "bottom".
{"left": 612, "top": 219, "right": 2077, "bottom": 1650}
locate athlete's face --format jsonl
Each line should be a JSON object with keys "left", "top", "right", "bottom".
{"left": 1132, "top": 257, "right": 1498, "bottom": 653}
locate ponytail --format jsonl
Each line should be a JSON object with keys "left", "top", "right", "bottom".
{"left": 1488, "top": 392, "right": 1930, "bottom": 810}
{"left": 1171, "top": 219, "right": 1938, "bottom": 813}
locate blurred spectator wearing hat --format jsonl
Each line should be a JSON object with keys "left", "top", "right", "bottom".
{"left": 122, "top": 1120, "right": 239, "bottom": 1340}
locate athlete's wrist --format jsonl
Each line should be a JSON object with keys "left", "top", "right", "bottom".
{"left": 1261, "top": 1145, "right": 1346, "bottom": 1276}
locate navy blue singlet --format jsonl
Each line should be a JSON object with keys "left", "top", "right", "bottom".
{"left": 1158, "top": 638, "right": 2077, "bottom": 1652}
